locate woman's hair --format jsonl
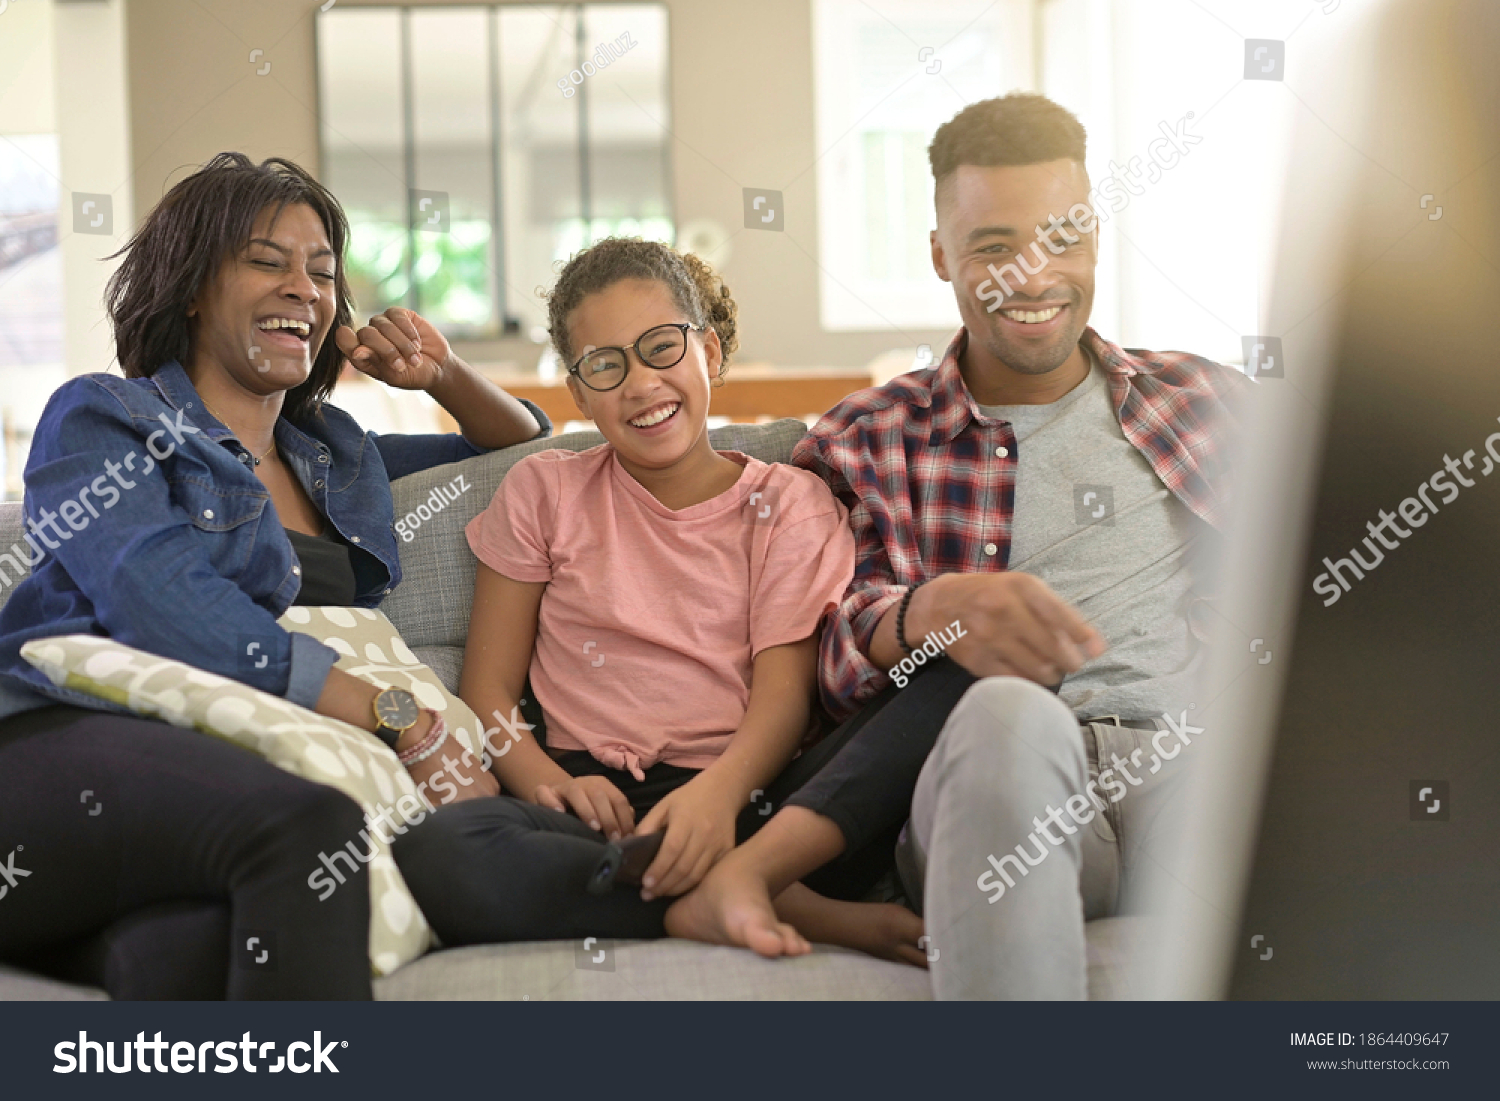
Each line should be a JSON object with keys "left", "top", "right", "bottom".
{"left": 545, "top": 237, "right": 739, "bottom": 380}
{"left": 105, "top": 152, "right": 355, "bottom": 424}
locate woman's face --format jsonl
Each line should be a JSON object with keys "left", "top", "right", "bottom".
{"left": 564, "top": 278, "right": 721, "bottom": 471}
{"left": 187, "top": 202, "right": 338, "bottom": 396}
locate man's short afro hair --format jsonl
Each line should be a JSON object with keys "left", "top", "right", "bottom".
{"left": 929, "top": 93, "right": 1088, "bottom": 199}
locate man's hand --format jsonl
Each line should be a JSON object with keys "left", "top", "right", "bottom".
{"left": 907, "top": 572, "right": 1106, "bottom": 684}
{"left": 335, "top": 307, "right": 451, "bottom": 391}
{"left": 633, "top": 772, "right": 740, "bottom": 900}
{"left": 535, "top": 775, "right": 635, "bottom": 840}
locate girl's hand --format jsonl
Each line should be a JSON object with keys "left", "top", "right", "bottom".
{"left": 335, "top": 307, "right": 451, "bottom": 391}
{"left": 634, "top": 773, "right": 740, "bottom": 899}
{"left": 535, "top": 775, "right": 635, "bottom": 840}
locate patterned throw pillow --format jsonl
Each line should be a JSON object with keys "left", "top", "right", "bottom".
{"left": 19, "top": 632, "right": 443, "bottom": 977}
{"left": 276, "top": 606, "right": 489, "bottom": 767}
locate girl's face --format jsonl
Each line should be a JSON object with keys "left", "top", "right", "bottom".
{"left": 564, "top": 278, "right": 722, "bottom": 471}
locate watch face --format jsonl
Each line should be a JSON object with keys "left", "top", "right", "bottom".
{"left": 375, "top": 689, "right": 419, "bottom": 731}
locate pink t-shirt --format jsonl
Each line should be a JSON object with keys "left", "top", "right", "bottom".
{"left": 465, "top": 446, "right": 853, "bottom": 774}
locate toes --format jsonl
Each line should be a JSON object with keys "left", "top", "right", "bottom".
{"left": 743, "top": 921, "right": 790, "bottom": 959}
{"left": 782, "top": 924, "right": 812, "bottom": 956}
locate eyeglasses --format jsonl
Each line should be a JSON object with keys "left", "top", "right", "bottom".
{"left": 567, "top": 322, "right": 705, "bottom": 392}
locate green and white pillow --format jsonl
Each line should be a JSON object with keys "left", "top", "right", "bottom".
{"left": 277, "top": 605, "right": 487, "bottom": 764}
{"left": 18, "top": 611, "right": 482, "bottom": 978}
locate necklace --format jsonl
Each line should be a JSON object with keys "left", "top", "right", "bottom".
{"left": 198, "top": 399, "right": 278, "bottom": 466}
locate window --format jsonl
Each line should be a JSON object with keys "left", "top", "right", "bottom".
{"left": 0, "top": 135, "right": 61, "bottom": 368}
{"left": 316, "top": 3, "right": 672, "bottom": 341}
{"left": 1048, "top": 0, "right": 1299, "bottom": 366}
{"left": 813, "top": 0, "right": 1300, "bottom": 366}
{"left": 812, "top": 0, "right": 1034, "bottom": 331}
{"left": 0, "top": 134, "right": 63, "bottom": 499}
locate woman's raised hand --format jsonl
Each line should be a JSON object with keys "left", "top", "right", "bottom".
{"left": 335, "top": 307, "right": 451, "bottom": 391}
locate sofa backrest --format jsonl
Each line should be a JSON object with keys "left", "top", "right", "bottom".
{"left": 0, "top": 503, "right": 25, "bottom": 615}
{"left": 382, "top": 418, "right": 810, "bottom": 649}
{"left": 0, "top": 419, "right": 812, "bottom": 644}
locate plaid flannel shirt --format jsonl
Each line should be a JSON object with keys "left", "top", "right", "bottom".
{"left": 792, "top": 326, "right": 1250, "bottom": 719}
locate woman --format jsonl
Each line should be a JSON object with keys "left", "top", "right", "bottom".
{"left": 0, "top": 153, "right": 545, "bottom": 999}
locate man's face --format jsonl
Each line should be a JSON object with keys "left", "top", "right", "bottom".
{"left": 930, "top": 159, "right": 1097, "bottom": 375}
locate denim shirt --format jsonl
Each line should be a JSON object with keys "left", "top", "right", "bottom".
{"left": 0, "top": 361, "right": 550, "bottom": 720}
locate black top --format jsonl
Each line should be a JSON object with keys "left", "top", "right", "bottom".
{"left": 286, "top": 528, "right": 358, "bottom": 607}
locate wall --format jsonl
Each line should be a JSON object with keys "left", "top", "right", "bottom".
{"left": 55, "top": 0, "right": 134, "bottom": 379}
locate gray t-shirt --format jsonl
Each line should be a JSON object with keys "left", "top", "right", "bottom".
{"left": 976, "top": 359, "right": 1208, "bottom": 722}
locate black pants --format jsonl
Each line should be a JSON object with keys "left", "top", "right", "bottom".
{"left": 0, "top": 704, "right": 373, "bottom": 1000}
{"left": 393, "top": 659, "right": 979, "bottom": 946}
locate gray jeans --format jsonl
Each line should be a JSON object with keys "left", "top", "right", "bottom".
{"left": 900, "top": 677, "right": 1187, "bottom": 999}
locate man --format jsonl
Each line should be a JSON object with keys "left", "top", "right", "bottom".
{"left": 667, "top": 93, "right": 1246, "bottom": 998}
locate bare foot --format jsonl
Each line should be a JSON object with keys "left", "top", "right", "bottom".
{"left": 773, "top": 883, "right": 928, "bottom": 968}
{"left": 665, "top": 858, "right": 812, "bottom": 959}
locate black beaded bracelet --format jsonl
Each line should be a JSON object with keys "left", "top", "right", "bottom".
{"left": 895, "top": 580, "right": 926, "bottom": 655}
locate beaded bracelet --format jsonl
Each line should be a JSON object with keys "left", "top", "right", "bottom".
{"left": 895, "top": 580, "right": 927, "bottom": 655}
{"left": 397, "top": 712, "right": 449, "bottom": 766}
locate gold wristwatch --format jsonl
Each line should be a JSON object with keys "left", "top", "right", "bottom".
{"left": 371, "top": 687, "right": 421, "bottom": 749}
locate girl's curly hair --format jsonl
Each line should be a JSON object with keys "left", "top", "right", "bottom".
{"left": 545, "top": 237, "right": 738, "bottom": 382}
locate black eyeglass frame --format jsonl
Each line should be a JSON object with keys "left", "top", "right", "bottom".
{"left": 566, "top": 322, "right": 708, "bottom": 392}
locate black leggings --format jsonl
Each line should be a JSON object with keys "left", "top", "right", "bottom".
{"left": 392, "top": 658, "right": 979, "bottom": 946}
{"left": 0, "top": 704, "right": 373, "bottom": 1000}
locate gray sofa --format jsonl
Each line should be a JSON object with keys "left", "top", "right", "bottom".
{"left": 0, "top": 418, "right": 1132, "bottom": 999}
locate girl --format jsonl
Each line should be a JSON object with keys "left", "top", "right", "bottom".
{"left": 392, "top": 239, "right": 930, "bottom": 962}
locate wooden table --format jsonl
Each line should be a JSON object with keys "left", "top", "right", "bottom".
{"left": 435, "top": 364, "right": 877, "bottom": 430}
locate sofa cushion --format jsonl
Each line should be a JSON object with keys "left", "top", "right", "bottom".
{"left": 371, "top": 917, "right": 1141, "bottom": 999}
{"left": 6, "top": 917, "right": 1143, "bottom": 1000}
{"left": 0, "top": 963, "right": 109, "bottom": 1001}
{"left": 382, "top": 419, "right": 809, "bottom": 650}
{"left": 373, "top": 938, "right": 932, "bottom": 1001}
{"left": 279, "top": 606, "right": 489, "bottom": 762}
